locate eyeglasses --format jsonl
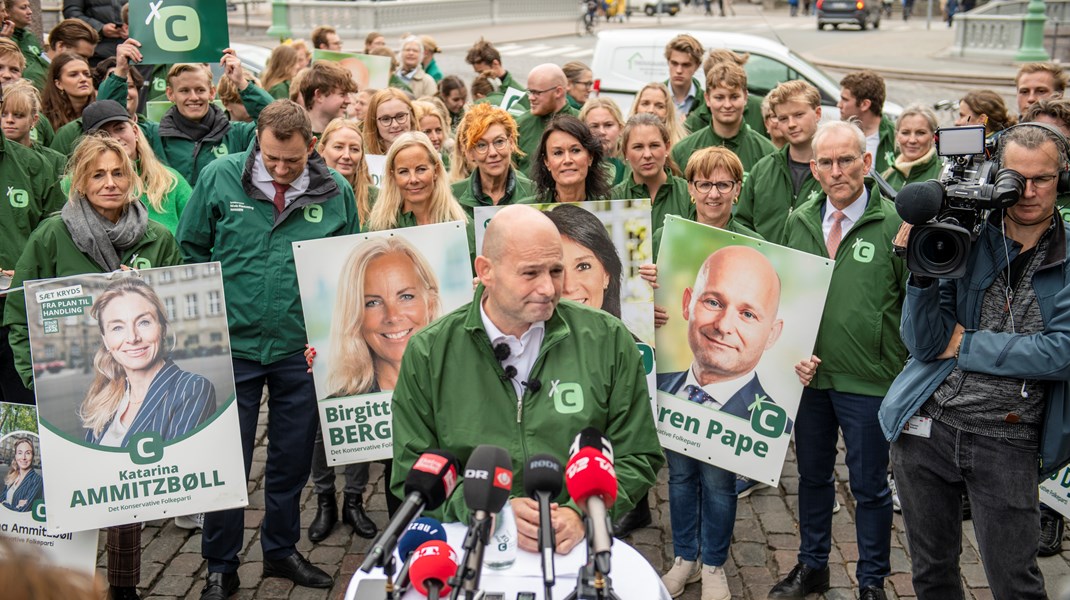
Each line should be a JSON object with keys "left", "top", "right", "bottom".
{"left": 691, "top": 179, "right": 738, "bottom": 195}
{"left": 814, "top": 155, "right": 860, "bottom": 172}
{"left": 377, "top": 112, "right": 410, "bottom": 127}
{"left": 1023, "top": 173, "right": 1060, "bottom": 190}
{"left": 473, "top": 137, "right": 510, "bottom": 155}
{"left": 573, "top": 80, "right": 594, "bottom": 89}
{"left": 527, "top": 86, "right": 560, "bottom": 98}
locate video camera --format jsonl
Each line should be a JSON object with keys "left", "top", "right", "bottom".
{"left": 894, "top": 125, "right": 1024, "bottom": 279}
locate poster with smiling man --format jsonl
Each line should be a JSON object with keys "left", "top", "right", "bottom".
{"left": 655, "top": 216, "right": 834, "bottom": 485}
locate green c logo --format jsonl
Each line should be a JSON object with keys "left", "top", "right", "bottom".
{"left": 31, "top": 499, "right": 46, "bottom": 523}
{"left": 129, "top": 432, "right": 164, "bottom": 464}
{"left": 749, "top": 396, "right": 787, "bottom": 437}
{"left": 154, "top": 5, "right": 201, "bottom": 52}
{"left": 304, "top": 205, "right": 323, "bottom": 223}
{"left": 211, "top": 145, "right": 229, "bottom": 158}
{"left": 8, "top": 187, "right": 29, "bottom": 208}
{"left": 852, "top": 238, "right": 875, "bottom": 263}
{"left": 131, "top": 257, "right": 152, "bottom": 270}
{"left": 636, "top": 342, "right": 654, "bottom": 375}
{"left": 153, "top": 77, "right": 167, "bottom": 92}
{"left": 552, "top": 381, "right": 584, "bottom": 414}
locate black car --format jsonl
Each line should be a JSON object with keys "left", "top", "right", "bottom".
{"left": 816, "top": 0, "right": 881, "bottom": 29}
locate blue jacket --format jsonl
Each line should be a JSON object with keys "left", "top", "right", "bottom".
{"left": 878, "top": 216, "right": 1070, "bottom": 478}
{"left": 2, "top": 467, "right": 43, "bottom": 512}
{"left": 85, "top": 361, "right": 217, "bottom": 447}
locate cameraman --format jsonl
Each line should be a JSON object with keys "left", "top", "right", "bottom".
{"left": 879, "top": 124, "right": 1070, "bottom": 599}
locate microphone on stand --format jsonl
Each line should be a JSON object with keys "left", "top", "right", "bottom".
{"left": 396, "top": 517, "right": 447, "bottom": 594}
{"left": 450, "top": 445, "right": 513, "bottom": 600}
{"left": 566, "top": 428, "right": 618, "bottom": 576}
{"left": 410, "top": 540, "right": 459, "bottom": 600}
{"left": 525, "top": 454, "right": 564, "bottom": 600}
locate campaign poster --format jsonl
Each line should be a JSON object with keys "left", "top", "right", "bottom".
{"left": 366, "top": 154, "right": 386, "bottom": 188}
{"left": 0, "top": 402, "right": 98, "bottom": 572}
{"left": 474, "top": 200, "right": 656, "bottom": 405}
{"left": 24, "top": 264, "right": 247, "bottom": 533}
{"left": 130, "top": 0, "right": 230, "bottom": 65}
{"left": 312, "top": 50, "right": 391, "bottom": 90}
{"left": 654, "top": 217, "right": 834, "bottom": 485}
{"left": 1041, "top": 468, "right": 1070, "bottom": 519}
{"left": 293, "top": 222, "right": 473, "bottom": 465}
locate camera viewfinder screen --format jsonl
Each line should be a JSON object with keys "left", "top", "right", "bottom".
{"left": 936, "top": 126, "right": 986, "bottom": 157}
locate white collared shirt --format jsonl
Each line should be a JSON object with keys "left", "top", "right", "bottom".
{"left": 480, "top": 298, "right": 547, "bottom": 400}
{"left": 822, "top": 188, "right": 868, "bottom": 242}
{"left": 674, "top": 80, "right": 698, "bottom": 116}
{"left": 675, "top": 367, "right": 756, "bottom": 410}
{"left": 252, "top": 152, "right": 310, "bottom": 209}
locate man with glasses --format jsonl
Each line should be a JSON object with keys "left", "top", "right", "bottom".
{"left": 771, "top": 121, "right": 906, "bottom": 600}
{"left": 670, "top": 62, "right": 775, "bottom": 183}
{"left": 515, "top": 63, "right": 579, "bottom": 174}
{"left": 736, "top": 80, "right": 826, "bottom": 244}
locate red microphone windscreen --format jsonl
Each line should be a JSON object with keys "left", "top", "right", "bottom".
{"left": 565, "top": 447, "right": 618, "bottom": 508}
{"left": 409, "top": 540, "right": 458, "bottom": 596}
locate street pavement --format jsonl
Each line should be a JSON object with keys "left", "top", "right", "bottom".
{"left": 91, "top": 7, "right": 1070, "bottom": 600}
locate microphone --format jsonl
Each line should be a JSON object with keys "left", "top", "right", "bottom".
{"left": 410, "top": 540, "right": 459, "bottom": 600}
{"left": 501, "top": 365, "right": 518, "bottom": 382}
{"left": 524, "top": 454, "right": 563, "bottom": 596}
{"left": 451, "top": 445, "right": 513, "bottom": 600}
{"left": 396, "top": 517, "right": 447, "bottom": 594}
{"left": 895, "top": 180, "right": 944, "bottom": 225}
{"left": 360, "top": 450, "right": 460, "bottom": 572}
{"left": 566, "top": 428, "right": 618, "bottom": 575}
{"left": 524, "top": 379, "right": 542, "bottom": 393}
{"left": 493, "top": 342, "right": 510, "bottom": 362}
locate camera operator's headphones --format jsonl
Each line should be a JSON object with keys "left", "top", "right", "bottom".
{"left": 994, "top": 120, "right": 1070, "bottom": 194}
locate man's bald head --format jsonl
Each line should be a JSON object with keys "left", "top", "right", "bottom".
{"left": 477, "top": 206, "right": 565, "bottom": 337}
{"left": 527, "top": 64, "right": 568, "bottom": 117}
{"left": 683, "top": 245, "right": 784, "bottom": 384}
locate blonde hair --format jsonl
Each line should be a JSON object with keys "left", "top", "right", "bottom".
{"left": 318, "top": 118, "right": 373, "bottom": 223}
{"left": 216, "top": 68, "right": 261, "bottom": 106}
{"left": 4, "top": 438, "right": 34, "bottom": 487}
{"left": 261, "top": 44, "right": 300, "bottom": 93}
{"left": 620, "top": 113, "right": 682, "bottom": 176}
{"left": 767, "top": 80, "right": 821, "bottom": 111}
{"left": 580, "top": 97, "right": 625, "bottom": 157}
{"left": 68, "top": 134, "right": 144, "bottom": 206}
{"left": 685, "top": 145, "right": 744, "bottom": 182}
{"left": 0, "top": 539, "right": 101, "bottom": 600}
{"left": 367, "top": 131, "right": 467, "bottom": 231}
{"left": 132, "top": 125, "right": 180, "bottom": 213}
{"left": 328, "top": 237, "right": 441, "bottom": 395}
{"left": 1, "top": 79, "right": 41, "bottom": 121}
{"left": 448, "top": 112, "right": 473, "bottom": 182}
{"left": 166, "top": 63, "right": 212, "bottom": 87}
{"left": 629, "top": 82, "right": 687, "bottom": 145}
{"left": 364, "top": 88, "right": 415, "bottom": 155}
{"left": 80, "top": 278, "right": 170, "bottom": 437}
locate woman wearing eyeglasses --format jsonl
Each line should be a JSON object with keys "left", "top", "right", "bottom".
{"left": 364, "top": 89, "right": 416, "bottom": 155}
{"left": 563, "top": 61, "right": 594, "bottom": 111}
{"left": 451, "top": 103, "right": 535, "bottom": 218}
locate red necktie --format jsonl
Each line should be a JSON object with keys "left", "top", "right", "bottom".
{"left": 826, "top": 210, "right": 846, "bottom": 259}
{"left": 271, "top": 181, "right": 290, "bottom": 214}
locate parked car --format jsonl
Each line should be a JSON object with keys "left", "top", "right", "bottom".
{"left": 589, "top": 29, "right": 900, "bottom": 121}
{"left": 642, "top": 0, "right": 681, "bottom": 15}
{"left": 816, "top": 0, "right": 882, "bottom": 30}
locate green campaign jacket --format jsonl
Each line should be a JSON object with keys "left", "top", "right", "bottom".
{"left": 782, "top": 183, "right": 908, "bottom": 397}
{"left": 49, "top": 118, "right": 84, "bottom": 157}
{"left": 452, "top": 168, "right": 536, "bottom": 220}
{"left": 610, "top": 172, "right": 693, "bottom": 233}
{"left": 267, "top": 80, "right": 291, "bottom": 100}
{"left": 670, "top": 123, "right": 776, "bottom": 182}
{"left": 652, "top": 214, "right": 759, "bottom": 262}
{"left": 176, "top": 147, "right": 361, "bottom": 364}
{"left": 873, "top": 116, "right": 897, "bottom": 175}
{"left": 682, "top": 94, "right": 769, "bottom": 139}
{"left": 31, "top": 114, "right": 54, "bottom": 147}
{"left": 390, "top": 286, "right": 664, "bottom": 523}
{"left": 12, "top": 27, "right": 47, "bottom": 90}
{"left": 882, "top": 149, "right": 943, "bottom": 192}
{"left": 735, "top": 145, "right": 826, "bottom": 245}
{"left": 30, "top": 140, "right": 67, "bottom": 178}
{"left": 99, "top": 73, "right": 274, "bottom": 186}
{"left": 515, "top": 104, "right": 581, "bottom": 175}
{"left": 61, "top": 165, "right": 193, "bottom": 235}
{"left": 3, "top": 216, "right": 183, "bottom": 389}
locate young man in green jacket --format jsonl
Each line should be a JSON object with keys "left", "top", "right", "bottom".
{"left": 770, "top": 121, "right": 905, "bottom": 600}
{"left": 515, "top": 64, "right": 580, "bottom": 175}
{"left": 391, "top": 205, "right": 664, "bottom": 539}
{"left": 178, "top": 100, "right": 360, "bottom": 600}
{"left": 466, "top": 38, "right": 530, "bottom": 111}
{"left": 664, "top": 34, "right": 704, "bottom": 118}
{"left": 102, "top": 40, "right": 274, "bottom": 186}
{"left": 736, "top": 80, "right": 827, "bottom": 244}
{"left": 670, "top": 62, "right": 776, "bottom": 184}
{"left": 838, "top": 71, "right": 897, "bottom": 175}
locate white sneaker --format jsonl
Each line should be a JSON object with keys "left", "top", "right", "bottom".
{"left": 832, "top": 498, "right": 841, "bottom": 514}
{"left": 174, "top": 513, "right": 204, "bottom": 530}
{"left": 662, "top": 557, "right": 701, "bottom": 598}
{"left": 701, "top": 564, "right": 731, "bottom": 600}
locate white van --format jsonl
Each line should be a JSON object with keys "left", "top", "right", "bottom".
{"left": 590, "top": 29, "right": 900, "bottom": 120}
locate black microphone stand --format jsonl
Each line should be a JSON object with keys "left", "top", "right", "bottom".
{"left": 363, "top": 549, "right": 399, "bottom": 600}
{"left": 565, "top": 514, "right": 620, "bottom": 600}
{"left": 449, "top": 513, "right": 491, "bottom": 600}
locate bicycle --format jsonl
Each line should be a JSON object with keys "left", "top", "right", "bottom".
{"left": 576, "top": 0, "right": 601, "bottom": 36}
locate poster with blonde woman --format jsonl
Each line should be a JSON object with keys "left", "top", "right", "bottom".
{"left": 22, "top": 266, "right": 247, "bottom": 533}
{"left": 0, "top": 402, "right": 98, "bottom": 572}
{"left": 293, "top": 222, "right": 472, "bottom": 465}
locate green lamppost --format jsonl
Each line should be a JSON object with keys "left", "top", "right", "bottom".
{"left": 266, "top": 0, "right": 293, "bottom": 40}
{"left": 1016, "top": 0, "right": 1051, "bottom": 61}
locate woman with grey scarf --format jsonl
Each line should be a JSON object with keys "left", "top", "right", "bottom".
{"left": 2, "top": 133, "right": 183, "bottom": 600}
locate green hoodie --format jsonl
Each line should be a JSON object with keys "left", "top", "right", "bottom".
{"left": 61, "top": 165, "right": 193, "bottom": 235}
{"left": 670, "top": 123, "right": 776, "bottom": 182}
{"left": 176, "top": 146, "right": 361, "bottom": 364}
{"left": 98, "top": 73, "right": 274, "bottom": 186}
{"left": 610, "top": 172, "right": 693, "bottom": 232}
{"left": 3, "top": 216, "right": 183, "bottom": 388}
{"left": 882, "top": 148, "right": 943, "bottom": 192}
{"left": 782, "top": 183, "right": 907, "bottom": 397}
{"left": 515, "top": 104, "right": 581, "bottom": 175}
{"left": 682, "top": 93, "right": 769, "bottom": 140}
{"left": 390, "top": 286, "right": 664, "bottom": 523}
{"left": 735, "top": 145, "right": 826, "bottom": 244}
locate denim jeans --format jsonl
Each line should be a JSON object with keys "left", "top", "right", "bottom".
{"left": 891, "top": 419, "right": 1046, "bottom": 600}
{"left": 665, "top": 449, "right": 737, "bottom": 567}
{"left": 795, "top": 388, "right": 892, "bottom": 588}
